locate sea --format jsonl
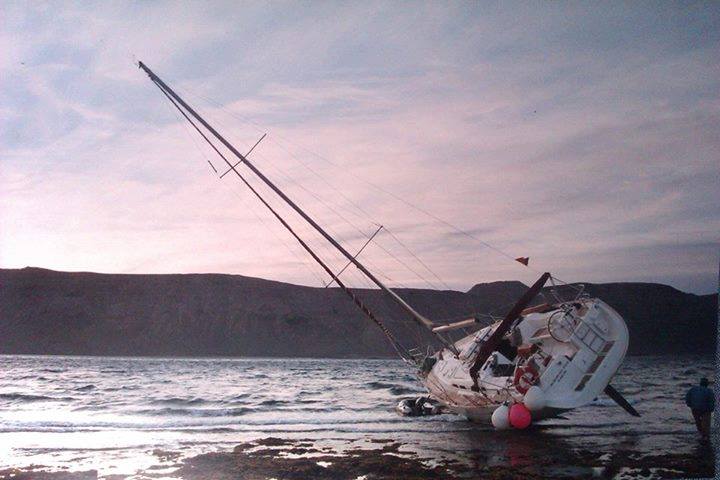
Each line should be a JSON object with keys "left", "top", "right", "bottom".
{"left": 0, "top": 354, "right": 714, "bottom": 477}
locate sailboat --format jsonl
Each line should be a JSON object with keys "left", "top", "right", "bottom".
{"left": 138, "top": 62, "right": 639, "bottom": 429}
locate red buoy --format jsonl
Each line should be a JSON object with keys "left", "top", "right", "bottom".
{"left": 509, "top": 403, "right": 532, "bottom": 429}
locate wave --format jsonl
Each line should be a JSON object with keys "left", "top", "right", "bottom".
{"left": 103, "top": 385, "right": 140, "bottom": 391}
{"left": 75, "top": 384, "right": 96, "bottom": 391}
{"left": 257, "top": 399, "right": 293, "bottom": 407}
{"left": 0, "top": 354, "right": 700, "bottom": 465}
{"left": 365, "top": 381, "right": 392, "bottom": 390}
{"left": 0, "top": 392, "right": 76, "bottom": 402}
{"left": 389, "top": 386, "right": 423, "bottom": 396}
{"left": 135, "top": 406, "right": 252, "bottom": 417}
{"left": 149, "top": 397, "right": 208, "bottom": 406}
{"left": 589, "top": 398, "right": 640, "bottom": 407}
{"left": 0, "top": 412, "right": 411, "bottom": 433}
{"left": 364, "top": 381, "right": 422, "bottom": 396}
{"left": 297, "top": 390, "right": 323, "bottom": 396}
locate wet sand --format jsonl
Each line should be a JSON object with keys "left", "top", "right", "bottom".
{"left": 1, "top": 435, "right": 714, "bottom": 480}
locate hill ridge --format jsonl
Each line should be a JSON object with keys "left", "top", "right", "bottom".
{"left": 0, "top": 267, "right": 715, "bottom": 357}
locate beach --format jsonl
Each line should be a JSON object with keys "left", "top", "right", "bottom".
{"left": 1, "top": 434, "right": 714, "bottom": 479}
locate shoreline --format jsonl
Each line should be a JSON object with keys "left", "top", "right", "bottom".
{"left": 1, "top": 435, "right": 714, "bottom": 480}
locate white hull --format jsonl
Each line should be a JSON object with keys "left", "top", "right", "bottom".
{"left": 419, "top": 298, "right": 629, "bottom": 424}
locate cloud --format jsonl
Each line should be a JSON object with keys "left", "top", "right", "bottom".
{"left": 1, "top": 1, "right": 719, "bottom": 295}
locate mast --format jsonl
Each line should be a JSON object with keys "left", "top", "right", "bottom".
{"left": 469, "top": 272, "right": 550, "bottom": 389}
{"left": 147, "top": 71, "right": 411, "bottom": 360}
{"left": 138, "top": 61, "right": 458, "bottom": 351}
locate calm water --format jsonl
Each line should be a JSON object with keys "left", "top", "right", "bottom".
{"left": 0, "top": 354, "right": 714, "bottom": 476}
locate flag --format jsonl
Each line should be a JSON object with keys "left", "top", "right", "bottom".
{"left": 515, "top": 257, "right": 529, "bottom": 266}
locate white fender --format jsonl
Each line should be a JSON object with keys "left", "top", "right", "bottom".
{"left": 491, "top": 404, "right": 511, "bottom": 430}
{"left": 523, "top": 386, "right": 547, "bottom": 412}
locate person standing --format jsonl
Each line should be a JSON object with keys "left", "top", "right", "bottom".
{"left": 685, "top": 377, "right": 715, "bottom": 439}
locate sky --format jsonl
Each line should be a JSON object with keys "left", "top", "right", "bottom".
{"left": 1, "top": 1, "right": 719, "bottom": 295}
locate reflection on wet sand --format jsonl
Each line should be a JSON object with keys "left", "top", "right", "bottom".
{"left": 163, "top": 431, "right": 718, "bottom": 479}
{"left": 0, "top": 431, "right": 714, "bottom": 479}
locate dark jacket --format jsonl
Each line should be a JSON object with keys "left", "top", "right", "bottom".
{"left": 686, "top": 385, "right": 715, "bottom": 413}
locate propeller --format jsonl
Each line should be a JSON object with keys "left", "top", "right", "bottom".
{"left": 604, "top": 384, "right": 640, "bottom": 417}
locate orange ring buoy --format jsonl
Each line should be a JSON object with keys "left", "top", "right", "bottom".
{"left": 514, "top": 364, "right": 539, "bottom": 394}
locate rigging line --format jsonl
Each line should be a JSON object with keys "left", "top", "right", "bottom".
{"left": 249, "top": 150, "right": 378, "bottom": 249}
{"left": 348, "top": 267, "right": 377, "bottom": 298}
{"left": 264, "top": 135, "right": 477, "bottom": 306}
{"left": 157, "top": 82, "right": 220, "bottom": 176}
{"left": 221, "top": 182, "right": 328, "bottom": 287}
{"left": 171, "top": 84, "right": 479, "bottom": 271}
{"left": 252, "top": 143, "right": 444, "bottom": 292}
{"left": 325, "top": 224, "right": 383, "bottom": 288}
{"left": 377, "top": 292, "right": 426, "bottom": 349}
{"left": 370, "top": 239, "right": 441, "bottom": 290}
{"left": 171, "top": 85, "right": 378, "bottom": 231}
{"left": 368, "top": 228, "right": 474, "bottom": 328}
{"left": 371, "top": 252, "right": 427, "bottom": 290}
{"left": 155, "top": 85, "right": 329, "bottom": 288}
{"left": 226, "top": 137, "right": 381, "bottom": 267}
{"left": 250, "top": 176, "right": 357, "bottom": 286}
{"left": 172, "top": 82, "right": 529, "bottom": 288}
{"left": 219, "top": 133, "right": 267, "bottom": 178}
{"left": 148, "top": 73, "right": 411, "bottom": 361}
{"left": 274, "top": 135, "right": 537, "bottom": 273}
{"left": 364, "top": 251, "right": 457, "bottom": 335}
{"left": 381, "top": 225, "right": 452, "bottom": 291}
{"left": 246, "top": 155, "right": 380, "bottom": 290}
{"left": 253, "top": 148, "right": 380, "bottom": 245}
{"left": 357, "top": 254, "right": 410, "bottom": 289}
{"left": 155, "top": 81, "right": 329, "bottom": 287}
{"left": 156, "top": 82, "right": 345, "bottom": 287}
{"left": 378, "top": 238, "right": 474, "bottom": 324}
{"left": 170, "top": 82, "right": 373, "bottom": 226}
{"left": 243, "top": 163, "right": 361, "bottom": 280}
{"left": 548, "top": 274, "right": 583, "bottom": 293}
{"left": 548, "top": 275, "right": 585, "bottom": 300}
{"left": 171, "top": 81, "right": 535, "bottom": 273}
{"left": 319, "top": 234, "right": 371, "bottom": 290}
{"left": 268, "top": 136, "right": 377, "bottom": 225}
{"left": 256, "top": 153, "right": 440, "bottom": 292}
{"left": 164, "top": 92, "right": 338, "bottom": 288}
{"left": 140, "top": 62, "right": 463, "bottom": 354}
